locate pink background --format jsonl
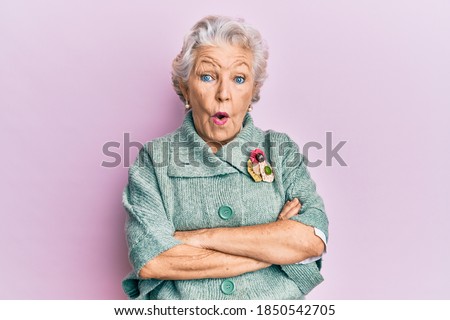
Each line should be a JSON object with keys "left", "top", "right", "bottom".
{"left": 1, "top": 0, "right": 449, "bottom": 299}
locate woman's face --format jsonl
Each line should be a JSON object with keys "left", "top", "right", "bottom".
{"left": 181, "top": 44, "right": 255, "bottom": 151}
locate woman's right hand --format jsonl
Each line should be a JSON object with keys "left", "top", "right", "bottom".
{"left": 277, "top": 198, "right": 302, "bottom": 221}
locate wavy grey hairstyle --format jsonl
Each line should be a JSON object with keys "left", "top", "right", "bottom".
{"left": 172, "top": 15, "right": 269, "bottom": 104}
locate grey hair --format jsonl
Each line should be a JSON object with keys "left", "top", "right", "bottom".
{"left": 172, "top": 15, "right": 269, "bottom": 104}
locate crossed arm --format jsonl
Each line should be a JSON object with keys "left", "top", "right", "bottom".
{"left": 138, "top": 198, "right": 325, "bottom": 280}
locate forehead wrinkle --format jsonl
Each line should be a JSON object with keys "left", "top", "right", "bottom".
{"left": 193, "top": 60, "right": 217, "bottom": 77}
{"left": 193, "top": 62, "right": 217, "bottom": 79}
{"left": 195, "top": 46, "right": 253, "bottom": 70}
{"left": 196, "top": 56, "right": 221, "bottom": 69}
{"left": 196, "top": 58, "right": 252, "bottom": 74}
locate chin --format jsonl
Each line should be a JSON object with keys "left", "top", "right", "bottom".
{"left": 208, "top": 133, "right": 231, "bottom": 145}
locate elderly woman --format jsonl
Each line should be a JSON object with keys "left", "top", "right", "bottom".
{"left": 122, "top": 15, "right": 328, "bottom": 300}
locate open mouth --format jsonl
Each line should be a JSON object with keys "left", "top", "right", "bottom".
{"left": 212, "top": 112, "right": 229, "bottom": 125}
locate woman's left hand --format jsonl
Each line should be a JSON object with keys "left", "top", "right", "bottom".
{"left": 277, "top": 198, "right": 302, "bottom": 221}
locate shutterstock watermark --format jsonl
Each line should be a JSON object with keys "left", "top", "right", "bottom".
{"left": 101, "top": 132, "right": 348, "bottom": 168}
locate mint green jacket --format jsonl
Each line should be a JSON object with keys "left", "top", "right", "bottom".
{"left": 122, "top": 111, "right": 328, "bottom": 299}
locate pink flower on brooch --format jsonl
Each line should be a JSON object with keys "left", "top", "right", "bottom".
{"left": 250, "top": 148, "right": 265, "bottom": 164}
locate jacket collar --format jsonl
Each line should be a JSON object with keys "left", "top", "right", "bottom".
{"left": 167, "top": 111, "right": 266, "bottom": 178}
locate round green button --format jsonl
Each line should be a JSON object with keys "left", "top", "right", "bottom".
{"left": 220, "top": 279, "right": 235, "bottom": 295}
{"left": 218, "top": 205, "right": 234, "bottom": 220}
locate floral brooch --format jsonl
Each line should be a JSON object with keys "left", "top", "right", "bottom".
{"left": 247, "top": 148, "right": 274, "bottom": 182}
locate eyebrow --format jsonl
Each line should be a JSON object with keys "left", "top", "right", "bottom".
{"left": 233, "top": 61, "right": 251, "bottom": 70}
{"left": 196, "top": 60, "right": 217, "bottom": 68}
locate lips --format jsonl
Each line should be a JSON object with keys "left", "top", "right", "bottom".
{"left": 212, "top": 112, "right": 229, "bottom": 125}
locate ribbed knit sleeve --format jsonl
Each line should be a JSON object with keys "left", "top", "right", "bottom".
{"left": 275, "top": 133, "right": 329, "bottom": 295}
{"left": 285, "top": 163, "right": 328, "bottom": 241}
{"left": 278, "top": 133, "right": 329, "bottom": 240}
{"left": 122, "top": 145, "right": 182, "bottom": 299}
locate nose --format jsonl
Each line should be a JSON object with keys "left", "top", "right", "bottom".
{"left": 216, "top": 78, "right": 231, "bottom": 102}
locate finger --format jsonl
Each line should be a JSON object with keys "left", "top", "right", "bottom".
{"left": 284, "top": 198, "right": 298, "bottom": 210}
{"left": 278, "top": 200, "right": 292, "bottom": 218}
{"left": 286, "top": 198, "right": 299, "bottom": 208}
{"left": 278, "top": 202, "right": 301, "bottom": 220}
{"left": 283, "top": 203, "right": 301, "bottom": 219}
{"left": 278, "top": 199, "right": 296, "bottom": 216}
{"left": 279, "top": 198, "right": 299, "bottom": 216}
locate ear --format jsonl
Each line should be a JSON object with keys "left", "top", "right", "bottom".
{"left": 251, "top": 82, "right": 258, "bottom": 101}
{"left": 179, "top": 79, "right": 189, "bottom": 102}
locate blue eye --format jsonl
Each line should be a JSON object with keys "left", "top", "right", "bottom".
{"left": 234, "top": 76, "right": 245, "bottom": 84}
{"left": 200, "top": 74, "right": 213, "bottom": 82}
